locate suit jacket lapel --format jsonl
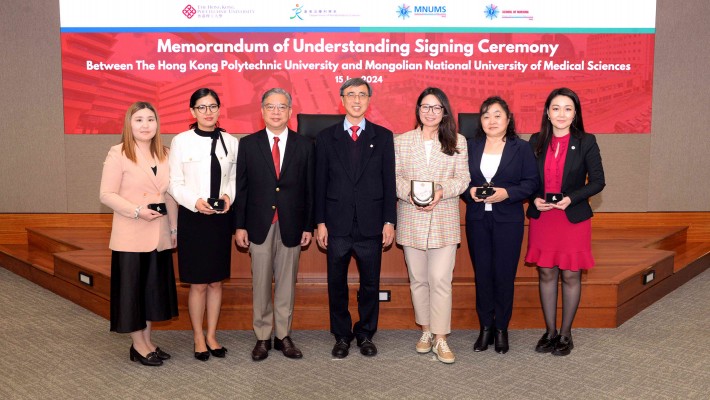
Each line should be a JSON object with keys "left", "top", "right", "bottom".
{"left": 256, "top": 131, "right": 277, "bottom": 179}
{"left": 412, "top": 129, "right": 430, "bottom": 178}
{"left": 470, "top": 139, "right": 486, "bottom": 183}
{"left": 561, "top": 135, "right": 580, "bottom": 188}
{"left": 493, "top": 139, "right": 518, "bottom": 182}
{"left": 428, "top": 135, "right": 445, "bottom": 179}
{"left": 332, "top": 125, "right": 355, "bottom": 181}
{"left": 279, "top": 130, "right": 297, "bottom": 176}
{"left": 537, "top": 138, "right": 548, "bottom": 186}
{"left": 354, "top": 125, "right": 376, "bottom": 182}
{"left": 135, "top": 145, "right": 160, "bottom": 190}
{"left": 155, "top": 154, "right": 170, "bottom": 194}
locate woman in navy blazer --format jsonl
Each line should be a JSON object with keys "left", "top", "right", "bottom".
{"left": 525, "top": 88, "right": 605, "bottom": 356}
{"left": 462, "top": 97, "right": 539, "bottom": 354}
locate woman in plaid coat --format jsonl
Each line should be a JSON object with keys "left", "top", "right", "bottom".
{"left": 394, "top": 87, "right": 470, "bottom": 364}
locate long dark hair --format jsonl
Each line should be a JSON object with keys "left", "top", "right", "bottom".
{"left": 535, "top": 87, "right": 586, "bottom": 157}
{"left": 188, "top": 88, "right": 223, "bottom": 130}
{"left": 414, "top": 87, "right": 459, "bottom": 156}
{"left": 475, "top": 96, "right": 518, "bottom": 141}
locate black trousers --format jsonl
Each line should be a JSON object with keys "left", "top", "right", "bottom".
{"left": 466, "top": 212, "right": 523, "bottom": 330}
{"left": 327, "top": 219, "right": 382, "bottom": 341}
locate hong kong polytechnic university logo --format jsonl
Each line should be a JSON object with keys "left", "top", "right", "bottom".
{"left": 484, "top": 4, "right": 499, "bottom": 20}
{"left": 183, "top": 4, "right": 197, "bottom": 19}
{"left": 397, "top": 4, "right": 412, "bottom": 19}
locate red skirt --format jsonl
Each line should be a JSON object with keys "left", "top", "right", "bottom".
{"left": 526, "top": 209, "right": 594, "bottom": 271}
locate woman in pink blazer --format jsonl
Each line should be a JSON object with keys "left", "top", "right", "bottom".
{"left": 100, "top": 102, "right": 179, "bottom": 366}
{"left": 395, "top": 87, "right": 470, "bottom": 364}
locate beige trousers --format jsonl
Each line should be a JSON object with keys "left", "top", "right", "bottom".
{"left": 403, "top": 244, "right": 457, "bottom": 335}
{"left": 249, "top": 222, "right": 301, "bottom": 340}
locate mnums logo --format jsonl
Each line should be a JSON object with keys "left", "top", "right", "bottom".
{"left": 396, "top": 4, "right": 412, "bottom": 19}
{"left": 400, "top": 4, "right": 447, "bottom": 18}
{"left": 413, "top": 5, "right": 447, "bottom": 14}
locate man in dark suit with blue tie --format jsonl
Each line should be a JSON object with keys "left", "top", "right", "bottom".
{"left": 315, "top": 78, "right": 397, "bottom": 358}
{"left": 235, "top": 88, "right": 314, "bottom": 361}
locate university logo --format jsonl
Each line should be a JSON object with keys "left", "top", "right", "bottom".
{"left": 396, "top": 4, "right": 412, "bottom": 19}
{"left": 484, "top": 4, "right": 499, "bottom": 20}
{"left": 291, "top": 3, "right": 304, "bottom": 20}
{"left": 182, "top": 4, "right": 197, "bottom": 19}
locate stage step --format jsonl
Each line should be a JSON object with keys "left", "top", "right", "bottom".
{"left": 54, "top": 249, "right": 111, "bottom": 301}
{"left": 0, "top": 243, "right": 54, "bottom": 275}
{"left": 667, "top": 241, "right": 710, "bottom": 271}
{"left": 2, "top": 221, "right": 709, "bottom": 331}
{"left": 27, "top": 227, "right": 110, "bottom": 252}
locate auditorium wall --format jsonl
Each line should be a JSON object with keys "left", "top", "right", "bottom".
{"left": 0, "top": 0, "right": 707, "bottom": 213}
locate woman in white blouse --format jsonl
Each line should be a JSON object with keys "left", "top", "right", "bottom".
{"left": 169, "top": 88, "right": 238, "bottom": 361}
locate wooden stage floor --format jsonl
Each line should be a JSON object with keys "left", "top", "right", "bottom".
{"left": 1, "top": 217, "right": 708, "bottom": 331}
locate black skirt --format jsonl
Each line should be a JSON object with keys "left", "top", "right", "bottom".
{"left": 110, "top": 249, "right": 179, "bottom": 333}
{"left": 177, "top": 205, "right": 233, "bottom": 284}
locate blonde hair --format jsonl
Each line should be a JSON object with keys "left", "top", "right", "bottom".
{"left": 120, "top": 102, "right": 167, "bottom": 163}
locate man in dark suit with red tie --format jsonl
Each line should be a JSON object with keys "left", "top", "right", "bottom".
{"left": 235, "top": 88, "right": 314, "bottom": 361}
{"left": 314, "top": 78, "right": 397, "bottom": 358}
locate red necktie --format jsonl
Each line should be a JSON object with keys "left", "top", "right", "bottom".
{"left": 350, "top": 126, "right": 359, "bottom": 141}
{"left": 272, "top": 136, "right": 280, "bottom": 223}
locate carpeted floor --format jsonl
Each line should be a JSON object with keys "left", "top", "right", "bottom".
{"left": 0, "top": 267, "right": 708, "bottom": 399}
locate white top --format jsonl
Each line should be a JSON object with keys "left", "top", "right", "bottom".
{"left": 423, "top": 140, "right": 434, "bottom": 164}
{"left": 480, "top": 153, "right": 502, "bottom": 212}
{"left": 168, "top": 129, "right": 239, "bottom": 212}
{"left": 266, "top": 127, "right": 288, "bottom": 169}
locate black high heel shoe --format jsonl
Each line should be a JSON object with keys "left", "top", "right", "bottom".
{"left": 207, "top": 344, "right": 228, "bottom": 358}
{"left": 494, "top": 329, "right": 509, "bottom": 354}
{"left": 473, "top": 326, "right": 495, "bottom": 352}
{"left": 551, "top": 335, "right": 574, "bottom": 356}
{"left": 194, "top": 344, "right": 210, "bottom": 362}
{"left": 130, "top": 346, "right": 163, "bottom": 366}
{"left": 535, "top": 331, "right": 559, "bottom": 353}
{"left": 154, "top": 347, "right": 171, "bottom": 360}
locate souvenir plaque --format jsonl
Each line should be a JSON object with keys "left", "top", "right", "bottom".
{"left": 207, "top": 198, "right": 226, "bottom": 211}
{"left": 475, "top": 182, "right": 496, "bottom": 199}
{"left": 545, "top": 193, "right": 563, "bottom": 204}
{"left": 411, "top": 180, "right": 435, "bottom": 207}
{"left": 147, "top": 203, "right": 168, "bottom": 215}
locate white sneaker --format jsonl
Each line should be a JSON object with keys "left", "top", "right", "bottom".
{"left": 416, "top": 331, "right": 434, "bottom": 353}
{"left": 433, "top": 338, "right": 455, "bottom": 364}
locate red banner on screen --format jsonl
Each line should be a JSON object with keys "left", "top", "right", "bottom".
{"left": 61, "top": 32, "right": 654, "bottom": 134}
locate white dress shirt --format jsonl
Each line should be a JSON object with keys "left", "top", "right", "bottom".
{"left": 266, "top": 127, "right": 288, "bottom": 169}
{"left": 480, "top": 153, "right": 502, "bottom": 212}
{"left": 169, "top": 129, "right": 239, "bottom": 212}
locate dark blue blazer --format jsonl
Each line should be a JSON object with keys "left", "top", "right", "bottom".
{"left": 314, "top": 120, "right": 397, "bottom": 237}
{"left": 234, "top": 129, "right": 314, "bottom": 247}
{"left": 526, "top": 133, "right": 605, "bottom": 223}
{"left": 462, "top": 136, "right": 539, "bottom": 223}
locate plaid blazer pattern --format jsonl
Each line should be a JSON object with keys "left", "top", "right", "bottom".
{"left": 394, "top": 129, "right": 470, "bottom": 250}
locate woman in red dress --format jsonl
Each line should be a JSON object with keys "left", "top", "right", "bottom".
{"left": 525, "top": 88, "right": 605, "bottom": 356}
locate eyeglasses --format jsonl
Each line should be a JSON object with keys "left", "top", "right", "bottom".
{"left": 342, "top": 92, "right": 369, "bottom": 100}
{"left": 263, "top": 104, "right": 290, "bottom": 113}
{"left": 419, "top": 104, "right": 444, "bottom": 115}
{"left": 193, "top": 104, "right": 220, "bottom": 114}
